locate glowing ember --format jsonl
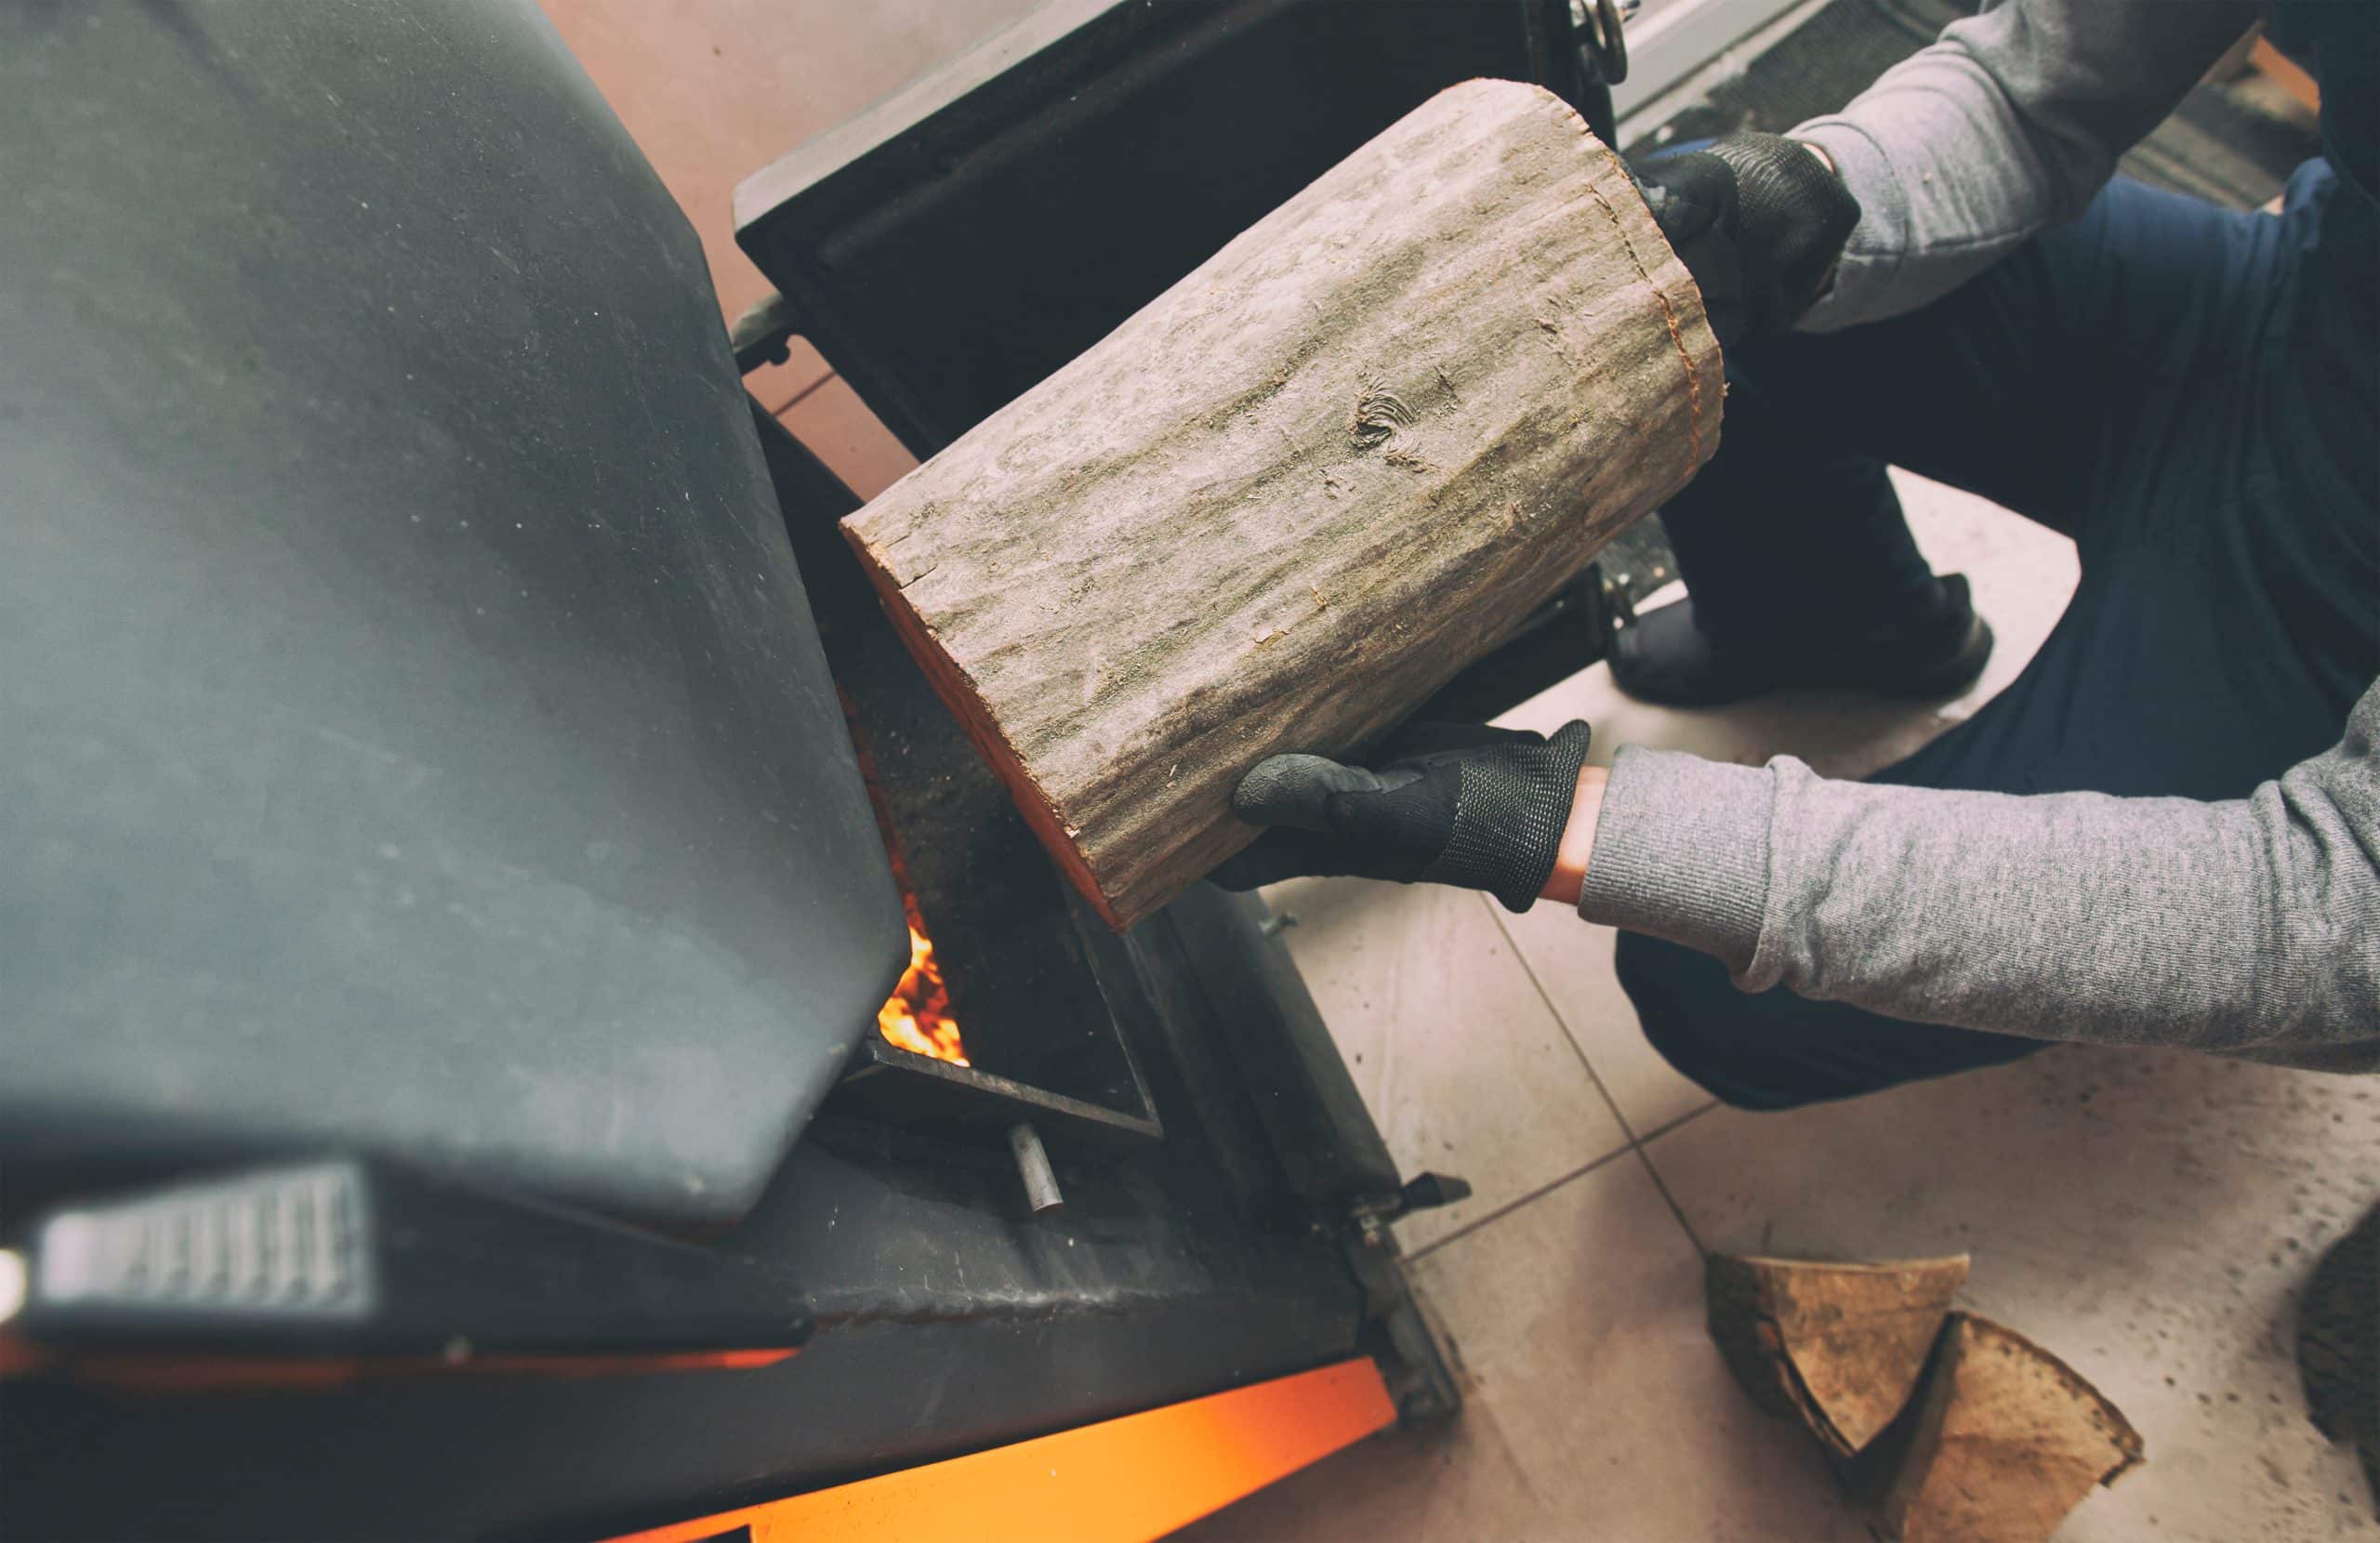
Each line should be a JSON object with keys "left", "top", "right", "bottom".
{"left": 878, "top": 902, "right": 967, "bottom": 1065}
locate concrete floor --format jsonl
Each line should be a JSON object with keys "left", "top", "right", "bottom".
{"left": 537, "top": 6, "right": 2378, "bottom": 1535}
{"left": 1183, "top": 476, "right": 2380, "bottom": 1542}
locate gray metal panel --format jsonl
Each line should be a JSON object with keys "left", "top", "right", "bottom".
{"left": 1609, "top": 0, "right": 1818, "bottom": 122}
{"left": 0, "top": 0, "right": 906, "bottom": 1223}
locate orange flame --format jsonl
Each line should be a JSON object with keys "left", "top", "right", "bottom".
{"left": 878, "top": 900, "right": 967, "bottom": 1065}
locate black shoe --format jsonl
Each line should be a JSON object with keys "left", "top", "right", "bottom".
{"left": 2298, "top": 1203, "right": 2379, "bottom": 1514}
{"left": 1608, "top": 574, "right": 1995, "bottom": 707}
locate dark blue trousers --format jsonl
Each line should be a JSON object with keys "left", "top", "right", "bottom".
{"left": 1619, "top": 165, "right": 2379, "bottom": 1110}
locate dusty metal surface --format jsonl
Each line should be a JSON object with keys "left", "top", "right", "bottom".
{"left": 0, "top": 0, "right": 906, "bottom": 1228}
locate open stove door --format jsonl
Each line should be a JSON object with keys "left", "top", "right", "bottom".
{"left": 0, "top": 0, "right": 905, "bottom": 1228}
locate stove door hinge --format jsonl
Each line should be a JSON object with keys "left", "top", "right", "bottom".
{"left": 1342, "top": 1171, "right": 1472, "bottom": 1424}
{"left": 729, "top": 290, "right": 803, "bottom": 376}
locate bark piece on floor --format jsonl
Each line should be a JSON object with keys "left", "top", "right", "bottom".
{"left": 1871, "top": 1310, "right": 2145, "bottom": 1543}
{"left": 843, "top": 78, "right": 1721, "bottom": 930}
{"left": 1705, "top": 1252, "right": 1970, "bottom": 1457}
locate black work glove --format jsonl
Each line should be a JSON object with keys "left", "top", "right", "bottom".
{"left": 1630, "top": 132, "right": 1859, "bottom": 349}
{"left": 1210, "top": 720, "right": 1593, "bottom": 913}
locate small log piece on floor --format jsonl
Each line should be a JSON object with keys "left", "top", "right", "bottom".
{"left": 1705, "top": 1253, "right": 1971, "bottom": 1459}
{"left": 1872, "top": 1312, "right": 2145, "bottom": 1543}
{"left": 843, "top": 78, "right": 1721, "bottom": 929}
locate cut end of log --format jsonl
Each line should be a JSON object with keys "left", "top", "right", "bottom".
{"left": 1706, "top": 1253, "right": 1970, "bottom": 1458}
{"left": 1871, "top": 1312, "right": 2144, "bottom": 1543}
{"left": 846, "top": 523, "right": 1136, "bottom": 930}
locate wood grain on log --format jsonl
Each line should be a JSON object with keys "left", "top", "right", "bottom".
{"left": 1706, "top": 1253, "right": 1971, "bottom": 1458}
{"left": 1872, "top": 1312, "right": 2144, "bottom": 1543}
{"left": 845, "top": 78, "right": 1721, "bottom": 928}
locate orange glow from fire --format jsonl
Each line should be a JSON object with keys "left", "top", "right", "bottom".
{"left": 878, "top": 900, "right": 967, "bottom": 1065}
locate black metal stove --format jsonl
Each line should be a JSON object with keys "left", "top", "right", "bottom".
{"left": 0, "top": 2, "right": 1632, "bottom": 1536}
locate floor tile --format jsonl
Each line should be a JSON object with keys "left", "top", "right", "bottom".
{"left": 543, "top": 0, "right": 1040, "bottom": 500}
{"left": 541, "top": 0, "right": 1049, "bottom": 322}
{"left": 1645, "top": 1047, "right": 2380, "bottom": 1541}
{"left": 778, "top": 373, "right": 922, "bottom": 501}
{"left": 1262, "top": 877, "right": 1630, "bottom": 1254}
{"left": 1495, "top": 907, "right": 1716, "bottom": 1139}
{"left": 744, "top": 341, "right": 835, "bottom": 417}
{"left": 1178, "top": 1155, "right": 1867, "bottom": 1542}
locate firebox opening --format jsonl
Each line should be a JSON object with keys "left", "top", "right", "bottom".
{"left": 765, "top": 415, "right": 1159, "bottom": 1142}
{"left": 829, "top": 657, "right": 1157, "bottom": 1139}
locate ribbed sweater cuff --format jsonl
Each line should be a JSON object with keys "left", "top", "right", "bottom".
{"left": 1785, "top": 117, "right": 1906, "bottom": 334}
{"left": 1576, "top": 745, "right": 1773, "bottom": 976}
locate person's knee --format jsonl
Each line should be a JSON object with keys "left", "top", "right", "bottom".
{"left": 1614, "top": 931, "right": 2052, "bottom": 1111}
{"left": 1612, "top": 931, "right": 1814, "bottom": 1113}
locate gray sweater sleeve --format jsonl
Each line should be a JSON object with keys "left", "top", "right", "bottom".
{"left": 1577, "top": 680, "right": 2380, "bottom": 1070}
{"left": 1792, "top": 0, "right": 2258, "bottom": 331}
{"left": 1570, "top": 0, "right": 2379, "bottom": 1064}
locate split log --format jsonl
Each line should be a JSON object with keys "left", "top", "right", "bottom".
{"left": 844, "top": 78, "right": 1721, "bottom": 929}
{"left": 1871, "top": 1312, "right": 2145, "bottom": 1543}
{"left": 1706, "top": 1253, "right": 1970, "bottom": 1457}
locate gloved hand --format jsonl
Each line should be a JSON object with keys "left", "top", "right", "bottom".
{"left": 1210, "top": 720, "right": 1593, "bottom": 913}
{"left": 1630, "top": 132, "right": 1859, "bottom": 349}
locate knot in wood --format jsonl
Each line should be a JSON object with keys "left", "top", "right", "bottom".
{"left": 1350, "top": 387, "right": 1416, "bottom": 450}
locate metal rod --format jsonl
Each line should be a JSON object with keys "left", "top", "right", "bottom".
{"left": 1008, "top": 1123, "right": 1064, "bottom": 1216}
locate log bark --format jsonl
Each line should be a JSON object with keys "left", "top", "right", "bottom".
{"left": 1871, "top": 1312, "right": 2145, "bottom": 1543}
{"left": 1706, "top": 1253, "right": 1970, "bottom": 1458}
{"left": 843, "top": 78, "right": 1721, "bottom": 928}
